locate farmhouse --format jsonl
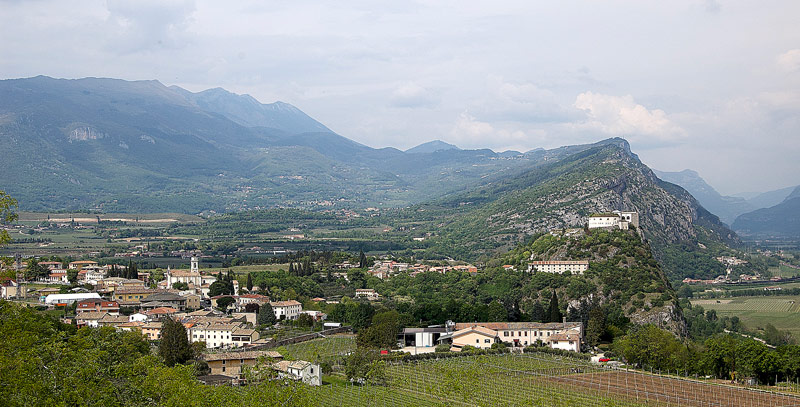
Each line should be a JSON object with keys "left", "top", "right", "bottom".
{"left": 449, "top": 321, "right": 583, "bottom": 350}
{"left": 272, "top": 360, "right": 322, "bottom": 386}
{"left": 203, "top": 350, "right": 282, "bottom": 379}
{"left": 354, "top": 288, "right": 380, "bottom": 300}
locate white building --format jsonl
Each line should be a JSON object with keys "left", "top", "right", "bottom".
{"left": 588, "top": 211, "right": 639, "bottom": 230}
{"left": 187, "top": 322, "right": 259, "bottom": 349}
{"left": 548, "top": 331, "right": 582, "bottom": 352}
{"left": 527, "top": 260, "right": 589, "bottom": 274}
{"left": 354, "top": 289, "right": 380, "bottom": 300}
{"left": 270, "top": 300, "right": 302, "bottom": 320}
{"left": 44, "top": 292, "right": 101, "bottom": 305}
{"left": 272, "top": 360, "right": 321, "bottom": 386}
{"left": 165, "top": 257, "right": 203, "bottom": 289}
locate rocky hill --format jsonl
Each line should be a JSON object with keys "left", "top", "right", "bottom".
{"left": 406, "top": 139, "right": 738, "bottom": 280}
{"left": 732, "top": 186, "right": 800, "bottom": 240}
{"left": 653, "top": 169, "right": 755, "bottom": 225}
{"left": 500, "top": 228, "right": 686, "bottom": 335}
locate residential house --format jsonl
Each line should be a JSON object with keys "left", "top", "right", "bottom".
{"left": 204, "top": 350, "right": 282, "bottom": 379}
{"left": 76, "top": 299, "right": 120, "bottom": 315}
{"left": 452, "top": 321, "right": 583, "bottom": 350}
{"left": 76, "top": 311, "right": 107, "bottom": 328}
{"left": 97, "top": 314, "right": 129, "bottom": 328}
{"left": 299, "top": 310, "right": 326, "bottom": 322}
{"left": 272, "top": 360, "right": 321, "bottom": 386}
{"left": 141, "top": 291, "right": 187, "bottom": 311}
{"left": 270, "top": 300, "right": 302, "bottom": 320}
{"left": 68, "top": 260, "right": 98, "bottom": 270}
{"left": 446, "top": 326, "right": 500, "bottom": 350}
{"left": 188, "top": 322, "right": 259, "bottom": 349}
{"left": 39, "top": 270, "right": 68, "bottom": 284}
{"left": 143, "top": 307, "right": 179, "bottom": 321}
{"left": 0, "top": 278, "right": 22, "bottom": 299}
{"left": 141, "top": 322, "right": 163, "bottom": 340}
{"left": 354, "top": 289, "right": 380, "bottom": 300}
{"left": 548, "top": 332, "right": 582, "bottom": 352}
{"left": 111, "top": 288, "right": 154, "bottom": 306}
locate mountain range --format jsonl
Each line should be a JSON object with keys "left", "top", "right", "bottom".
{"left": 0, "top": 76, "right": 559, "bottom": 213}
{"left": 732, "top": 186, "right": 800, "bottom": 239}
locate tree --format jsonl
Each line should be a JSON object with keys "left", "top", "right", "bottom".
{"left": 530, "top": 301, "right": 545, "bottom": 322}
{"left": 244, "top": 303, "right": 260, "bottom": 313}
{"left": 208, "top": 280, "right": 233, "bottom": 297}
{"left": 172, "top": 282, "right": 189, "bottom": 291}
{"left": 159, "top": 317, "right": 194, "bottom": 367}
{"left": 258, "top": 302, "right": 277, "bottom": 326}
{"left": 67, "top": 268, "right": 78, "bottom": 285}
{"left": 215, "top": 296, "right": 236, "bottom": 311}
{"left": 358, "top": 250, "right": 367, "bottom": 268}
{"left": 246, "top": 273, "right": 253, "bottom": 291}
{"left": 547, "top": 291, "right": 562, "bottom": 323}
{"left": 296, "top": 313, "right": 314, "bottom": 328}
{"left": 585, "top": 305, "right": 606, "bottom": 347}
{"left": 0, "top": 191, "right": 18, "bottom": 246}
{"left": 488, "top": 300, "right": 507, "bottom": 321}
{"left": 356, "top": 310, "right": 400, "bottom": 349}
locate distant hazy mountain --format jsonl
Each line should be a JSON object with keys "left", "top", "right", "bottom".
{"left": 405, "top": 140, "right": 460, "bottom": 154}
{"left": 653, "top": 169, "right": 755, "bottom": 224}
{"left": 733, "top": 186, "right": 800, "bottom": 239}
{"left": 743, "top": 185, "right": 797, "bottom": 209}
{"left": 170, "top": 86, "right": 331, "bottom": 134}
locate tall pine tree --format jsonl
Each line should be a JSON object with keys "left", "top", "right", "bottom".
{"left": 246, "top": 273, "right": 253, "bottom": 291}
{"left": 158, "top": 318, "right": 193, "bottom": 367}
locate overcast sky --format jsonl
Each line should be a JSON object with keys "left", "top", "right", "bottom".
{"left": 2, "top": 0, "right": 799, "bottom": 195}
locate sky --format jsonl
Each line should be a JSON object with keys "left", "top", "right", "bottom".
{"left": 1, "top": 0, "right": 799, "bottom": 195}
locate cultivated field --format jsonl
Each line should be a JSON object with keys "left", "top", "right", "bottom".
{"left": 691, "top": 296, "right": 800, "bottom": 337}
{"left": 312, "top": 352, "right": 800, "bottom": 406}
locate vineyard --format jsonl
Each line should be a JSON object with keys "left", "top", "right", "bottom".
{"left": 306, "top": 349, "right": 800, "bottom": 406}
{"left": 691, "top": 296, "right": 800, "bottom": 336}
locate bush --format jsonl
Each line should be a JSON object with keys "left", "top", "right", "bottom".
{"left": 435, "top": 343, "right": 451, "bottom": 353}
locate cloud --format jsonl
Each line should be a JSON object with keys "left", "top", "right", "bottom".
{"left": 776, "top": 49, "right": 800, "bottom": 73}
{"left": 449, "top": 112, "right": 542, "bottom": 151}
{"left": 475, "top": 76, "right": 577, "bottom": 123}
{"left": 388, "top": 82, "right": 438, "bottom": 108}
{"left": 704, "top": 0, "right": 721, "bottom": 14}
{"left": 105, "top": 0, "right": 197, "bottom": 54}
{"left": 572, "top": 92, "right": 686, "bottom": 145}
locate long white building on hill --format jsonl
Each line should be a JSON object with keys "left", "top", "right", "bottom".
{"left": 527, "top": 260, "right": 589, "bottom": 274}
{"left": 588, "top": 210, "right": 639, "bottom": 230}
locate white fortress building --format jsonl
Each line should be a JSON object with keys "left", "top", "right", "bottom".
{"left": 588, "top": 211, "right": 639, "bottom": 230}
{"left": 527, "top": 260, "right": 589, "bottom": 274}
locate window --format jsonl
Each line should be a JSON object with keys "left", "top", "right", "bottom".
{"left": 476, "top": 339, "right": 479, "bottom": 343}
{"left": 222, "top": 367, "right": 226, "bottom": 372}
{"left": 484, "top": 339, "right": 490, "bottom": 343}
{"left": 503, "top": 332, "right": 508, "bottom": 337}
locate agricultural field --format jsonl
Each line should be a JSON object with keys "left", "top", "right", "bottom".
{"left": 691, "top": 296, "right": 800, "bottom": 337}
{"left": 312, "top": 352, "right": 800, "bottom": 406}
{"left": 277, "top": 335, "right": 356, "bottom": 365}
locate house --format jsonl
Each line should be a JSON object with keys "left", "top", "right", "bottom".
{"left": 548, "top": 332, "right": 581, "bottom": 352}
{"left": 141, "top": 291, "right": 187, "bottom": 311}
{"left": 237, "top": 294, "right": 269, "bottom": 309}
{"left": 527, "top": 260, "right": 589, "bottom": 274}
{"left": 181, "top": 293, "right": 202, "bottom": 310}
{"left": 0, "top": 278, "right": 22, "bottom": 299}
{"left": 398, "top": 327, "right": 448, "bottom": 348}
{"left": 299, "top": 310, "right": 327, "bottom": 322}
{"left": 76, "top": 299, "right": 120, "bottom": 315}
{"left": 97, "top": 314, "right": 129, "bottom": 328}
{"left": 129, "top": 312, "right": 148, "bottom": 322}
{"left": 111, "top": 288, "right": 154, "bottom": 306}
{"left": 270, "top": 300, "right": 302, "bottom": 320}
{"left": 68, "top": 260, "right": 98, "bottom": 270}
{"left": 354, "top": 289, "right": 380, "bottom": 300}
{"left": 451, "top": 321, "right": 584, "bottom": 350}
{"left": 143, "top": 307, "right": 179, "bottom": 320}
{"left": 39, "top": 261, "right": 63, "bottom": 270}
{"left": 77, "top": 265, "right": 106, "bottom": 285}
{"left": 141, "top": 322, "right": 163, "bottom": 340}
{"left": 272, "top": 360, "right": 321, "bottom": 386}
{"left": 99, "top": 277, "right": 145, "bottom": 292}
{"left": 204, "top": 350, "right": 283, "bottom": 378}
{"left": 447, "top": 326, "right": 500, "bottom": 350}
{"left": 39, "top": 270, "right": 69, "bottom": 284}
{"left": 188, "top": 322, "right": 259, "bottom": 349}
{"left": 75, "top": 311, "right": 107, "bottom": 328}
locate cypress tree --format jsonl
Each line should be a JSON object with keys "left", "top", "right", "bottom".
{"left": 246, "top": 273, "right": 253, "bottom": 291}
{"left": 158, "top": 318, "right": 193, "bottom": 367}
{"left": 548, "top": 291, "right": 562, "bottom": 323}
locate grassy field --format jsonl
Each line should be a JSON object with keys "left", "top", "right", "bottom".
{"left": 769, "top": 264, "right": 800, "bottom": 279}
{"left": 691, "top": 296, "right": 800, "bottom": 336}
